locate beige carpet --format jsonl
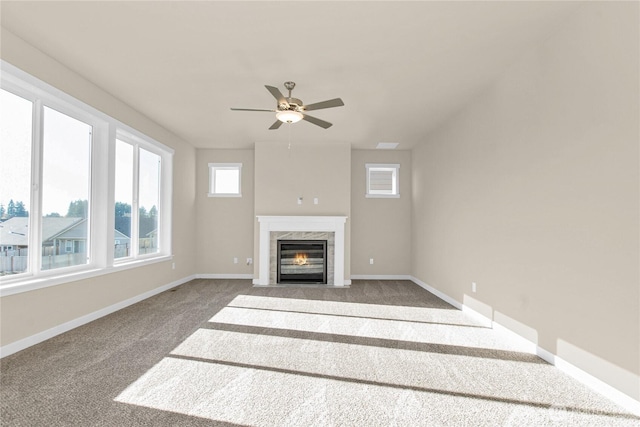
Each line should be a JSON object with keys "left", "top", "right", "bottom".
{"left": 1, "top": 279, "right": 638, "bottom": 426}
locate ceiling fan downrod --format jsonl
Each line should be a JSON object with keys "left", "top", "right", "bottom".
{"left": 283, "top": 81, "right": 296, "bottom": 99}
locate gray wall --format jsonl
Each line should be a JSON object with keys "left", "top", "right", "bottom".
{"left": 253, "top": 141, "right": 352, "bottom": 280}
{"left": 196, "top": 149, "right": 255, "bottom": 276}
{"left": 411, "top": 2, "right": 639, "bottom": 399}
{"left": 195, "top": 146, "right": 414, "bottom": 281}
{"left": 351, "top": 150, "right": 411, "bottom": 276}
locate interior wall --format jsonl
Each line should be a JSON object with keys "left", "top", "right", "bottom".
{"left": 253, "top": 141, "right": 351, "bottom": 280}
{"left": 351, "top": 150, "right": 411, "bottom": 276}
{"left": 0, "top": 29, "right": 198, "bottom": 347}
{"left": 411, "top": 2, "right": 639, "bottom": 399}
{"left": 196, "top": 149, "right": 254, "bottom": 275}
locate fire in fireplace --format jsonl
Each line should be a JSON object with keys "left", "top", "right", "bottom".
{"left": 277, "top": 240, "right": 327, "bottom": 284}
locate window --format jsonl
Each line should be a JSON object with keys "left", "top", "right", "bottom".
{"left": 366, "top": 163, "right": 400, "bottom": 198}
{"left": 114, "top": 140, "right": 133, "bottom": 259}
{"left": 114, "top": 140, "right": 163, "bottom": 260}
{"left": 208, "top": 163, "right": 242, "bottom": 197}
{"left": 138, "top": 148, "right": 160, "bottom": 254}
{"left": 0, "top": 88, "right": 32, "bottom": 275}
{"left": 41, "top": 106, "right": 92, "bottom": 270}
{"left": 0, "top": 61, "right": 173, "bottom": 294}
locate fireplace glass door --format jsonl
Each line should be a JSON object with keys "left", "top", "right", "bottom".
{"left": 277, "top": 240, "right": 327, "bottom": 284}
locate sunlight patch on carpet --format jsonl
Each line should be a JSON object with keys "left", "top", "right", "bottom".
{"left": 115, "top": 356, "right": 631, "bottom": 426}
{"left": 227, "top": 294, "right": 476, "bottom": 326}
{"left": 171, "top": 328, "right": 568, "bottom": 404}
{"left": 209, "top": 305, "right": 527, "bottom": 353}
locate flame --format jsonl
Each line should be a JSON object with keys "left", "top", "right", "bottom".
{"left": 293, "top": 253, "right": 308, "bottom": 266}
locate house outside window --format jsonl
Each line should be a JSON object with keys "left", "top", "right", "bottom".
{"left": 366, "top": 163, "right": 400, "bottom": 198}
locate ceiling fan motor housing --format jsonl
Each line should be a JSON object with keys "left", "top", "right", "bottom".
{"left": 281, "top": 98, "right": 303, "bottom": 111}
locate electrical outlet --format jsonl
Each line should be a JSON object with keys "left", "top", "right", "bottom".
{"left": 472, "top": 282, "right": 477, "bottom": 293}
{"left": 172, "top": 262, "right": 175, "bottom": 270}
{"left": 314, "top": 197, "right": 319, "bottom": 205}
{"left": 246, "top": 258, "right": 252, "bottom": 265}
{"left": 233, "top": 257, "right": 238, "bottom": 264}
{"left": 370, "top": 258, "right": 374, "bottom": 265}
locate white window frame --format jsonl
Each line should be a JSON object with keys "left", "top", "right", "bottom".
{"left": 0, "top": 61, "right": 174, "bottom": 297}
{"left": 114, "top": 132, "right": 170, "bottom": 264}
{"left": 366, "top": 163, "right": 400, "bottom": 198}
{"left": 208, "top": 163, "right": 242, "bottom": 197}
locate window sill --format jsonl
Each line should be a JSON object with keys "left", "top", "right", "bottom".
{"left": 366, "top": 194, "right": 401, "bottom": 198}
{"left": 208, "top": 193, "right": 242, "bottom": 198}
{"left": 0, "top": 255, "right": 173, "bottom": 297}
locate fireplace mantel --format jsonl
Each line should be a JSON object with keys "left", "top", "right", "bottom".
{"left": 256, "top": 216, "right": 347, "bottom": 286}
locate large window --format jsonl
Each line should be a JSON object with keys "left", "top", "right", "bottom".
{"left": 0, "top": 62, "right": 173, "bottom": 293}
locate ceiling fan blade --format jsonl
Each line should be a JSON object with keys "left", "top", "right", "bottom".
{"left": 265, "top": 85, "right": 289, "bottom": 107}
{"left": 230, "top": 108, "right": 276, "bottom": 112}
{"left": 269, "top": 120, "right": 283, "bottom": 130}
{"left": 303, "top": 98, "right": 344, "bottom": 111}
{"left": 302, "top": 113, "right": 332, "bottom": 129}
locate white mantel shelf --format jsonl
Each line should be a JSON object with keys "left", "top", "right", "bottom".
{"left": 256, "top": 216, "right": 348, "bottom": 286}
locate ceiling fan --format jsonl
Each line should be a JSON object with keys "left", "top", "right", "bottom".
{"left": 230, "top": 81, "right": 344, "bottom": 130}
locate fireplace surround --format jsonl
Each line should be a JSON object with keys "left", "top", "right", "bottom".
{"left": 256, "top": 216, "right": 347, "bottom": 286}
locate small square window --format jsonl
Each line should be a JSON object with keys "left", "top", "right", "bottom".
{"left": 208, "top": 163, "right": 242, "bottom": 197}
{"left": 366, "top": 163, "right": 400, "bottom": 198}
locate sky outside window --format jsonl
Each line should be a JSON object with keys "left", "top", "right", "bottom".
{"left": 214, "top": 169, "right": 240, "bottom": 194}
{"left": 41, "top": 106, "right": 92, "bottom": 217}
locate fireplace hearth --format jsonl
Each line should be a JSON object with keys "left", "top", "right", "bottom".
{"left": 277, "top": 240, "right": 327, "bottom": 284}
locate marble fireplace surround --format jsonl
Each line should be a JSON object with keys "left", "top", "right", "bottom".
{"left": 256, "top": 216, "right": 348, "bottom": 286}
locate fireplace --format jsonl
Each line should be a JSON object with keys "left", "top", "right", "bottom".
{"left": 277, "top": 240, "right": 327, "bottom": 284}
{"left": 256, "top": 216, "right": 347, "bottom": 286}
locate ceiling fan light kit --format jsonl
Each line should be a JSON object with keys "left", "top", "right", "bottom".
{"left": 231, "top": 81, "right": 344, "bottom": 130}
{"left": 276, "top": 110, "right": 303, "bottom": 124}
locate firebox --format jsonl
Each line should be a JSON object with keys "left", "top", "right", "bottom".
{"left": 277, "top": 240, "right": 328, "bottom": 284}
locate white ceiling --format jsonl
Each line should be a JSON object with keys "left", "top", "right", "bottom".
{"left": 1, "top": 1, "right": 579, "bottom": 150}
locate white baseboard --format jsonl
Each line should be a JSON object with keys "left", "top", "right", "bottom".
{"left": 0, "top": 274, "right": 197, "bottom": 359}
{"left": 196, "top": 274, "right": 254, "bottom": 280}
{"left": 410, "top": 276, "right": 463, "bottom": 310}
{"left": 542, "top": 348, "right": 640, "bottom": 416}
{"left": 350, "top": 274, "right": 412, "bottom": 281}
{"left": 409, "top": 276, "right": 640, "bottom": 416}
